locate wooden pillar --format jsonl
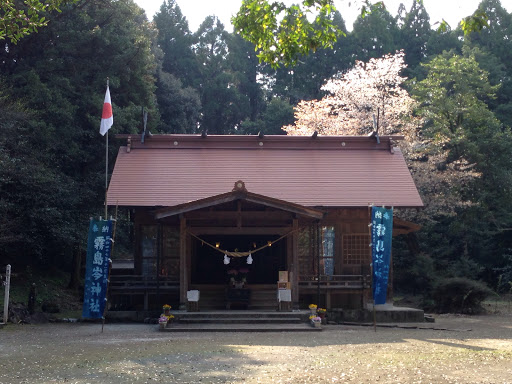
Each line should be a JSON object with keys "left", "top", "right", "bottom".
{"left": 291, "top": 218, "right": 299, "bottom": 308}
{"left": 179, "top": 215, "right": 188, "bottom": 309}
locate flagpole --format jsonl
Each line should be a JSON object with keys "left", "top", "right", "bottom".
{"left": 104, "top": 78, "right": 109, "bottom": 219}
{"left": 105, "top": 130, "right": 108, "bottom": 218}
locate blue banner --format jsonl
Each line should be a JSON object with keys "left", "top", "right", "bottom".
{"left": 82, "top": 219, "right": 113, "bottom": 319}
{"left": 371, "top": 207, "right": 393, "bottom": 305}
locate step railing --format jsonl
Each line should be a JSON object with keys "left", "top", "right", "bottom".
{"left": 299, "top": 274, "right": 370, "bottom": 289}
{"left": 109, "top": 275, "right": 179, "bottom": 293}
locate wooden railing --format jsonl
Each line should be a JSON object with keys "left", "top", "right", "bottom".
{"left": 299, "top": 274, "right": 370, "bottom": 289}
{"left": 109, "top": 275, "right": 179, "bottom": 293}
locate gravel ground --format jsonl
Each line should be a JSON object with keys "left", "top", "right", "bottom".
{"left": 1, "top": 314, "right": 512, "bottom": 384}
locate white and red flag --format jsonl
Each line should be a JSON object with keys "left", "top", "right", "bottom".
{"left": 99, "top": 85, "right": 113, "bottom": 136}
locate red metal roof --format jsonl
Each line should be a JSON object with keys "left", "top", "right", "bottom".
{"left": 107, "top": 134, "right": 423, "bottom": 208}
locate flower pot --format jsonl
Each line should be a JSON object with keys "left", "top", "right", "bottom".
{"left": 163, "top": 308, "right": 171, "bottom": 316}
{"left": 159, "top": 322, "right": 167, "bottom": 329}
{"left": 311, "top": 321, "right": 321, "bottom": 328}
{"left": 310, "top": 308, "right": 317, "bottom": 315}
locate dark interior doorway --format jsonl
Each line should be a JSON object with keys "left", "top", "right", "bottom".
{"left": 191, "top": 235, "right": 286, "bottom": 284}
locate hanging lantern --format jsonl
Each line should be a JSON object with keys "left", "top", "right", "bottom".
{"left": 247, "top": 253, "right": 253, "bottom": 265}
{"left": 223, "top": 254, "right": 230, "bottom": 265}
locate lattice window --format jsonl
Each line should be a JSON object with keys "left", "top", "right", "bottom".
{"left": 298, "top": 226, "right": 316, "bottom": 276}
{"left": 342, "top": 234, "right": 370, "bottom": 265}
{"left": 321, "top": 226, "right": 335, "bottom": 275}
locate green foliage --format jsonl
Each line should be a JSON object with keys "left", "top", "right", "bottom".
{"left": 351, "top": 4, "right": 400, "bottom": 61}
{"left": 0, "top": 0, "right": 77, "bottom": 43}
{"left": 0, "top": 0, "right": 157, "bottom": 266}
{"left": 239, "top": 97, "right": 294, "bottom": 134}
{"left": 432, "top": 277, "right": 495, "bottom": 313}
{"left": 460, "top": 10, "right": 489, "bottom": 35}
{"left": 232, "top": 0, "right": 342, "bottom": 68}
{"left": 394, "top": 249, "right": 436, "bottom": 296}
{"left": 412, "top": 51, "right": 502, "bottom": 166}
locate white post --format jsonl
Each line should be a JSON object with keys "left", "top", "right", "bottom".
{"left": 3, "top": 265, "right": 11, "bottom": 324}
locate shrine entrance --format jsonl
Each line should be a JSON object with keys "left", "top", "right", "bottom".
{"left": 191, "top": 234, "right": 286, "bottom": 285}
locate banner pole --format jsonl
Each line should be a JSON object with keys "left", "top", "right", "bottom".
{"left": 368, "top": 204, "right": 376, "bottom": 332}
{"left": 3, "top": 265, "right": 11, "bottom": 324}
{"left": 101, "top": 204, "right": 118, "bottom": 333}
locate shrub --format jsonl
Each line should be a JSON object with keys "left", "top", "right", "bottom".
{"left": 432, "top": 277, "right": 495, "bottom": 314}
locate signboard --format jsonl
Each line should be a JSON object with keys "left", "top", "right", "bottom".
{"left": 371, "top": 207, "right": 393, "bottom": 305}
{"left": 82, "top": 219, "right": 113, "bottom": 319}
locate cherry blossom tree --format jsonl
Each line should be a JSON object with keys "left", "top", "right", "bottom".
{"left": 283, "top": 50, "right": 415, "bottom": 140}
{"left": 282, "top": 51, "right": 476, "bottom": 220}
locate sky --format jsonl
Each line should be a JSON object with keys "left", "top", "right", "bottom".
{"left": 133, "top": 0, "right": 512, "bottom": 33}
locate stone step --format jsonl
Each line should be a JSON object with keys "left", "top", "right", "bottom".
{"left": 177, "top": 311, "right": 302, "bottom": 319}
{"left": 179, "top": 317, "right": 301, "bottom": 324}
{"left": 161, "top": 323, "right": 322, "bottom": 332}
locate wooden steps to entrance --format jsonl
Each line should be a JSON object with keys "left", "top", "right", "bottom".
{"left": 189, "top": 284, "right": 280, "bottom": 311}
{"left": 161, "top": 310, "right": 321, "bottom": 332}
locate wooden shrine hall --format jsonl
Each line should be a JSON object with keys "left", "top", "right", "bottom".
{"left": 106, "top": 134, "right": 423, "bottom": 312}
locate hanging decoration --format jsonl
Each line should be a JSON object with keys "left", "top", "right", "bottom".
{"left": 187, "top": 228, "right": 300, "bottom": 265}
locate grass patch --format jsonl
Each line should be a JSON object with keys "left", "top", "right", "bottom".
{"left": 0, "top": 266, "right": 82, "bottom": 317}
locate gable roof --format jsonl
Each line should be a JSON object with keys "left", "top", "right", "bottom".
{"left": 154, "top": 186, "right": 325, "bottom": 220}
{"left": 107, "top": 134, "right": 423, "bottom": 208}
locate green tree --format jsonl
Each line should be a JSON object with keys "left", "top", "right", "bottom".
{"left": 239, "top": 97, "right": 294, "bottom": 134}
{"left": 0, "top": 0, "right": 157, "bottom": 266}
{"left": 232, "top": 0, "right": 341, "bottom": 68}
{"left": 465, "top": 0, "right": 512, "bottom": 128}
{"left": 411, "top": 50, "right": 512, "bottom": 283}
{"left": 0, "top": 0, "right": 77, "bottom": 43}
{"left": 351, "top": 5, "right": 400, "bottom": 62}
{"left": 228, "top": 34, "right": 265, "bottom": 122}
{"left": 397, "top": 0, "right": 432, "bottom": 79}
{"left": 193, "top": 16, "right": 252, "bottom": 134}
{"left": 232, "top": 0, "right": 491, "bottom": 68}
{"left": 155, "top": 68, "right": 201, "bottom": 134}
{"left": 153, "top": 0, "right": 200, "bottom": 89}
{"left": 267, "top": 10, "right": 352, "bottom": 103}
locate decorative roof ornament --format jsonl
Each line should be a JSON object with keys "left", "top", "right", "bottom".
{"left": 232, "top": 180, "right": 247, "bottom": 193}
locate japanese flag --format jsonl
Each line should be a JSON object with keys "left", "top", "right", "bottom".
{"left": 99, "top": 86, "right": 113, "bottom": 136}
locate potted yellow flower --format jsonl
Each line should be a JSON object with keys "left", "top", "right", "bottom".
{"left": 162, "top": 304, "right": 171, "bottom": 316}
{"left": 317, "top": 308, "right": 327, "bottom": 324}
{"left": 308, "top": 303, "right": 317, "bottom": 315}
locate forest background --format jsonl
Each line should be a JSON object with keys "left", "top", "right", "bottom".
{"left": 1, "top": 0, "right": 512, "bottom": 311}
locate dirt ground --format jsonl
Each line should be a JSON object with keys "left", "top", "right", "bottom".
{"left": 1, "top": 314, "right": 511, "bottom": 384}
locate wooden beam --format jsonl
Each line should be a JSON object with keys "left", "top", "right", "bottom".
{"left": 183, "top": 211, "right": 294, "bottom": 221}
{"left": 154, "top": 191, "right": 324, "bottom": 220}
{"left": 244, "top": 196, "right": 324, "bottom": 220}
{"left": 155, "top": 194, "right": 237, "bottom": 219}
{"left": 188, "top": 227, "right": 291, "bottom": 235}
